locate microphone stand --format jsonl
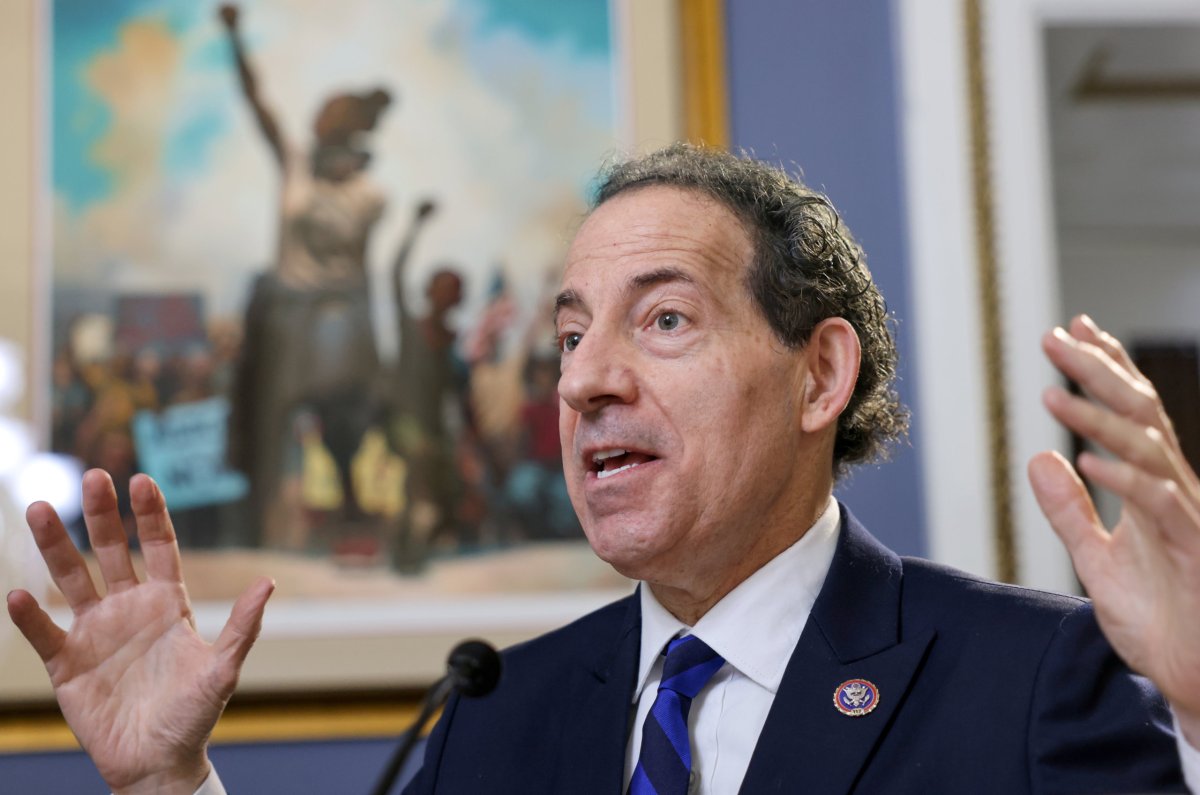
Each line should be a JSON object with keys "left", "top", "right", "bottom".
{"left": 369, "top": 675, "right": 455, "bottom": 795}
{"left": 369, "top": 640, "right": 500, "bottom": 795}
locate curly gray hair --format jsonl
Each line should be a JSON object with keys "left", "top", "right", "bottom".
{"left": 592, "top": 143, "right": 908, "bottom": 472}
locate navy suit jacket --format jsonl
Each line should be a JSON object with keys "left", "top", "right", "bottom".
{"left": 404, "top": 508, "right": 1185, "bottom": 793}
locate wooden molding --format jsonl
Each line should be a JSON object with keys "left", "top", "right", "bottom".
{"left": 964, "top": 0, "right": 1018, "bottom": 583}
{"left": 679, "top": 0, "right": 730, "bottom": 147}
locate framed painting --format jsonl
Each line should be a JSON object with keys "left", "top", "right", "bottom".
{"left": 0, "top": 0, "right": 726, "bottom": 704}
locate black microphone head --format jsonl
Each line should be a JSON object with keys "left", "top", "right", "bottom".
{"left": 446, "top": 639, "right": 501, "bottom": 698}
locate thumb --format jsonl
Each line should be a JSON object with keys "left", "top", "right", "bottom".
{"left": 212, "top": 577, "right": 275, "bottom": 686}
{"left": 1028, "top": 450, "right": 1106, "bottom": 570}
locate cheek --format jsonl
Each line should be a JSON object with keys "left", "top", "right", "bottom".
{"left": 680, "top": 353, "right": 765, "bottom": 432}
{"left": 558, "top": 402, "right": 579, "bottom": 469}
{"left": 694, "top": 362, "right": 800, "bottom": 477}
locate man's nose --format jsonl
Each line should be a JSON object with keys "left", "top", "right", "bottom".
{"left": 557, "top": 331, "right": 637, "bottom": 414}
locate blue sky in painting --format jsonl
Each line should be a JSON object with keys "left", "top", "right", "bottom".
{"left": 455, "top": 0, "right": 613, "bottom": 133}
{"left": 53, "top": 0, "right": 207, "bottom": 211}
{"left": 463, "top": 0, "right": 609, "bottom": 56}
{"left": 52, "top": 3, "right": 122, "bottom": 210}
{"left": 54, "top": 0, "right": 611, "bottom": 213}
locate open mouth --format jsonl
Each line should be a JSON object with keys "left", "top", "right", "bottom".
{"left": 591, "top": 449, "right": 658, "bottom": 479}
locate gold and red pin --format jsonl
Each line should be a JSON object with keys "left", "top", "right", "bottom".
{"left": 833, "top": 678, "right": 879, "bottom": 717}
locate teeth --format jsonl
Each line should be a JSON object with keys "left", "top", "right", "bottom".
{"left": 592, "top": 449, "right": 627, "bottom": 463}
{"left": 597, "top": 461, "right": 640, "bottom": 479}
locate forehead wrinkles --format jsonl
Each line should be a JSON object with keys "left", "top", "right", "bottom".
{"left": 556, "top": 188, "right": 757, "bottom": 330}
{"left": 564, "top": 209, "right": 753, "bottom": 294}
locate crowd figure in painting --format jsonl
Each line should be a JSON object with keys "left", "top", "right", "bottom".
{"left": 49, "top": 260, "right": 579, "bottom": 570}
{"left": 51, "top": 318, "right": 239, "bottom": 549}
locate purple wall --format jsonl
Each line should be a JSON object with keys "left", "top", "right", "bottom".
{"left": 725, "top": 0, "right": 926, "bottom": 555}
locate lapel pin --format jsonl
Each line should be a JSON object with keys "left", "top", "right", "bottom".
{"left": 833, "top": 678, "right": 880, "bottom": 717}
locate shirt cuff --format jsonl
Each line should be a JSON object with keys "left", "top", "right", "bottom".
{"left": 194, "top": 768, "right": 228, "bottom": 795}
{"left": 1174, "top": 712, "right": 1200, "bottom": 793}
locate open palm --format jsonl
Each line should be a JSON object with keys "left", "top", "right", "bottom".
{"left": 7, "top": 470, "right": 273, "bottom": 795}
{"left": 1030, "top": 315, "right": 1200, "bottom": 741}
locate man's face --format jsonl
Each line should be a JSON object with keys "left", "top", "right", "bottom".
{"left": 556, "top": 186, "right": 822, "bottom": 589}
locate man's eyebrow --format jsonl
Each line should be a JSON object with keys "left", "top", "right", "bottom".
{"left": 553, "top": 268, "right": 695, "bottom": 324}
{"left": 553, "top": 289, "right": 582, "bottom": 325}
{"left": 623, "top": 267, "right": 695, "bottom": 300}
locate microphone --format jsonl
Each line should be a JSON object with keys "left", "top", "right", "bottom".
{"left": 369, "top": 639, "right": 501, "bottom": 795}
{"left": 445, "top": 639, "right": 502, "bottom": 696}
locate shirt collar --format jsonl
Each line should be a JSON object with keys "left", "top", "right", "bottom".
{"left": 633, "top": 496, "right": 841, "bottom": 702}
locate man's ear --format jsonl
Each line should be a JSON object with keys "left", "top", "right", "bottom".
{"left": 799, "top": 317, "right": 861, "bottom": 433}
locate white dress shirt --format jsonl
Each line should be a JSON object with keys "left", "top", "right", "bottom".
{"left": 194, "top": 769, "right": 226, "bottom": 795}
{"left": 623, "top": 496, "right": 841, "bottom": 795}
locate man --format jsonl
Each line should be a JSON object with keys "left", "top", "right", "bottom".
{"left": 8, "top": 145, "right": 1200, "bottom": 793}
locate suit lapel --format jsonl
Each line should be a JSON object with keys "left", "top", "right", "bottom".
{"left": 552, "top": 592, "right": 642, "bottom": 794}
{"left": 740, "top": 509, "right": 935, "bottom": 795}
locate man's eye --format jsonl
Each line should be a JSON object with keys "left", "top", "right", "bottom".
{"left": 655, "top": 312, "right": 681, "bottom": 331}
{"left": 560, "top": 332, "right": 583, "bottom": 353}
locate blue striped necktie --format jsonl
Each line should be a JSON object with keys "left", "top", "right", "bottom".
{"left": 629, "top": 635, "right": 726, "bottom": 795}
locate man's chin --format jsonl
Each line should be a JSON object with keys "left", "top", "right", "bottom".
{"left": 579, "top": 510, "right": 683, "bottom": 575}
{"left": 584, "top": 533, "right": 663, "bottom": 582}
{"left": 597, "top": 554, "right": 651, "bottom": 583}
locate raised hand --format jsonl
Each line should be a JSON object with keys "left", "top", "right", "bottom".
{"left": 1028, "top": 314, "right": 1200, "bottom": 746}
{"left": 218, "top": 4, "right": 239, "bottom": 31}
{"left": 6, "top": 470, "right": 274, "bottom": 795}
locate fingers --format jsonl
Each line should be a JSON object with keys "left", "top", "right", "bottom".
{"left": 1069, "top": 315, "right": 1145, "bottom": 384}
{"left": 212, "top": 577, "right": 275, "bottom": 686}
{"left": 1077, "top": 452, "right": 1200, "bottom": 552}
{"left": 1043, "top": 386, "right": 1180, "bottom": 481}
{"left": 1028, "top": 451, "right": 1107, "bottom": 576}
{"left": 81, "top": 469, "right": 139, "bottom": 594}
{"left": 1048, "top": 317, "right": 1195, "bottom": 488}
{"left": 26, "top": 501, "right": 100, "bottom": 613}
{"left": 1042, "top": 326, "right": 1162, "bottom": 429}
{"left": 7, "top": 590, "right": 67, "bottom": 663}
{"left": 129, "top": 474, "right": 184, "bottom": 584}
